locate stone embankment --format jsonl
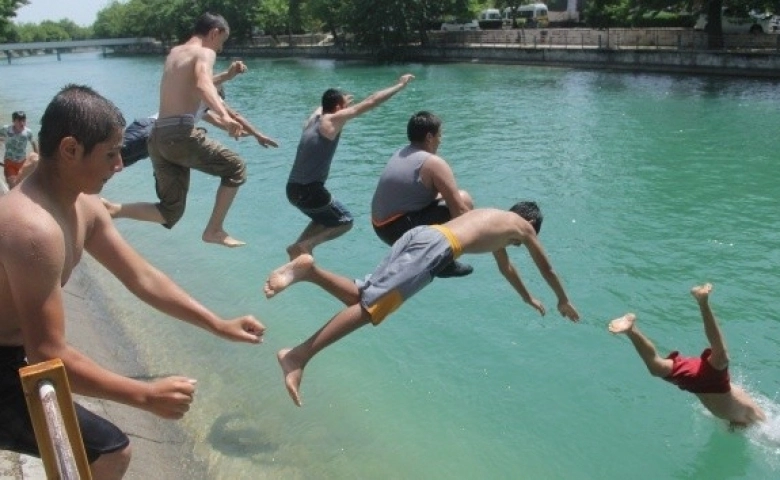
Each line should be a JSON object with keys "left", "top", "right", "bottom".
{"left": 219, "top": 28, "right": 780, "bottom": 78}
{"left": 105, "top": 28, "right": 780, "bottom": 78}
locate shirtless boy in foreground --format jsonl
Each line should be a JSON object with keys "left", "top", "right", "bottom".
{"left": 608, "top": 284, "right": 765, "bottom": 429}
{"left": 264, "top": 204, "right": 580, "bottom": 406}
{"left": 0, "top": 85, "right": 265, "bottom": 479}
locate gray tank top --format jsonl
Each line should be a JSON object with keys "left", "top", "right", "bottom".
{"left": 371, "top": 145, "right": 435, "bottom": 222}
{"left": 288, "top": 115, "right": 341, "bottom": 184}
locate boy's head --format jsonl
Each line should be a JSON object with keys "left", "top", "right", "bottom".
{"left": 321, "top": 88, "right": 346, "bottom": 113}
{"left": 509, "top": 201, "right": 543, "bottom": 234}
{"left": 407, "top": 111, "right": 442, "bottom": 143}
{"left": 38, "top": 84, "right": 126, "bottom": 159}
{"left": 194, "top": 13, "right": 230, "bottom": 51}
{"left": 193, "top": 12, "right": 229, "bottom": 36}
{"left": 11, "top": 111, "right": 26, "bottom": 129}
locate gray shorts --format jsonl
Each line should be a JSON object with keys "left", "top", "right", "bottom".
{"left": 357, "top": 225, "right": 463, "bottom": 324}
{"left": 148, "top": 115, "right": 247, "bottom": 228}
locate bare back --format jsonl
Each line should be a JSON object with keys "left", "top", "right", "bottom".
{"left": 158, "top": 40, "right": 216, "bottom": 118}
{"left": 445, "top": 209, "right": 532, "bottom": 254}
{"left": 697, "top": 386, "right": 766, "bottom": 426}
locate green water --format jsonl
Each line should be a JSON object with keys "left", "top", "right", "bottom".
{"left": 2, "top": 52, "right": 780, "bottom": 479}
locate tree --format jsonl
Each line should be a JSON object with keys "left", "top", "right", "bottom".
{"left": 0, "top": 0, "right": 29, "bottom": 42}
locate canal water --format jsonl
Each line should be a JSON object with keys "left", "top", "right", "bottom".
{"left": 2, "top": 51, "right": 779, "bottom": 479}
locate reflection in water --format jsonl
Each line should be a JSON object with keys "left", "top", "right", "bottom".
{"left": 207, "top": 413, "right": 278, "bottom": 458}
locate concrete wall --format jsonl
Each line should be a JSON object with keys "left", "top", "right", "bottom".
{"left": 221, "top": 42, "right": 780, "bottom": 78}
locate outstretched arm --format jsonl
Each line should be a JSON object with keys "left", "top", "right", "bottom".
{"left": 84, "top": 196, "right": 265, "bottom": 343}
{"left": 227, "top": 106, "right": 279, "bottom": 148}
{"left": 213, "top": 60, "right": 246, "bottom": 86}
{"left": 521, "top": 233, "right": 580, "bottom": 321}
{"left": 201, "top": 107, "right": 278, "bottom": 148}
{"left": 492, "top": 248, "right": 546, "bottom": 316}
{"left": 328, "top": 73, "right": 415, "bottom": 128}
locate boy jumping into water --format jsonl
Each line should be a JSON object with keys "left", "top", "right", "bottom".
{"left": 264, "top": 203, "right": 580, "bottom": 406}
{"left": 608, "top": 284, "right": 765, "bottom": 429}
{"left": 285, "top": 74, "right": 414, "bottom": 259}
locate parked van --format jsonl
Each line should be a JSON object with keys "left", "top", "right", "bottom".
{"left": 694, "top": 7, "right": 778, "bottom": 34}
{"left": 478, "top": 8, "right": 504, "bottom": 29}
{"left": 503, "top": 3, "right": 550, "bottom": 28}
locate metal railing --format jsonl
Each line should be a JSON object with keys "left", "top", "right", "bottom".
{"left": 19, "top": 358, "right": 91, "bottom": 480}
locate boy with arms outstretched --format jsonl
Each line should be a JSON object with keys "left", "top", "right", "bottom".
{"left": 264, "top": 203, "right": 579, "bottom": 406}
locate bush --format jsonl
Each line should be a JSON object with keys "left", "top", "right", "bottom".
{"left": 632, "top": 11, "right": 696, "bottom": 28}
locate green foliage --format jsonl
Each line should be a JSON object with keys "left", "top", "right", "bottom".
{"left": 8, "top": 18, "right": 93, "bottom": 42}
{"left": 585, "top": 0, "right": 632, "bottom": 28}
{"left": 0, "top": 0, "right": 29, "bottom": 41}
{"left": 631, "top": 10, "right": 696, "bottom": 28}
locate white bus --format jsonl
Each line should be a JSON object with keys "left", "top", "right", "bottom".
{"left": 503, "top": 4, "right": 550, "bottom": 28}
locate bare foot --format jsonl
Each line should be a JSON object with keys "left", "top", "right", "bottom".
{"left": 286, "top": 243, "right": 311, "bottom": 261}
{"left": 264, "top": 254, "right": 314, "bottom": 298}
{"left": 277, "top": 348, "right": 304, "bottom": 407}
{"left": 608, "top": 313, "right": 636, "bottom": 334}
{"left": 202, "top": 230, "right": 246, "bottom": 248}
{"left": 101, "top": 197, "right": 121, "bottom": 217}
{"left": 691, "top": 283, "right": 713, "bottom": 302}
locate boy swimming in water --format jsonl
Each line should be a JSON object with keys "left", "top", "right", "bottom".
{"left": 608, "top": 283, "right": 765, "bottom": 429}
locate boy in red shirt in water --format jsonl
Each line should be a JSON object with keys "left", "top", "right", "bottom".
{"left": 608, "top": 283, "right": 765, "bottom": 429}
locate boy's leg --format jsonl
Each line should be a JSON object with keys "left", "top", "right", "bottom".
{"left": 691, "top": 283, "right": 729, "bottom": 370}
{"left": 287, "top": 196, "right": 354, "bottom": 259}
{"left": 609, "top": 313, "right": 673, "bottom": 377}
{"left": 89, "top": 445, "right": 131, "bottom": 480}
{"left": 202, "top": 184, "right": 245, "bottom": 247}
{"left": 278, "top": 303, "right": 372, "bottom": 406}
{"left": 264, "top": 254, "right": 359, "bottom": 304}
{"left": 287, "top": 221, "right": 352, "bottom": 260}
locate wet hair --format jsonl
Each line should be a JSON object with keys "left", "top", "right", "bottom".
{"left": 38, "top": 84, "right": 125, "bottom": 159}
{"left": 193, "top": 12, "right": 229, "bottom": 36}
{"left": 321, "top": 88, "right": 345, "bottom": 113}
{"left": 217, "top": 84, "right": 226, "bottom": 99}
{"left": 12, "top": 111, "right": 26, "bottom": 121}
{"left": 407, "top": 111, "right": 442, "bottom": 143}
{"left": 509, "top": 201, "right": 543, "bottom": 234}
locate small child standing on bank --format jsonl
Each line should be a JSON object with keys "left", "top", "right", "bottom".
{"left": 0, "top": 111, "right": 39, "bottom": 188}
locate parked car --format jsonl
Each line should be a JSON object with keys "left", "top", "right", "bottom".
{"left": 694, "top": 8, "right": 779, "bottom": 34}
{"left": 478, "top": 9, "right": 504, "bottom": 30}
{"left": 441, "top": 19, "right": 480, "bottom": 31}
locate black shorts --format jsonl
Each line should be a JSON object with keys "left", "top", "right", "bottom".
{"left": 0, "top": 346, "right": 129, "bottom": 463}
{"left": 373, "top": 200, "right": 452, "bottom": 246}
{"left": 286, "top": 182, "right": 353, "bottom": 227}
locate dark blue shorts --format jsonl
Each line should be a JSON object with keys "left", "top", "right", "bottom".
{"left": 286, "top": 182, "right": 353, "bottom": 227}
{"left": 0, "top": 346, "right": 129, "bottom": 463}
